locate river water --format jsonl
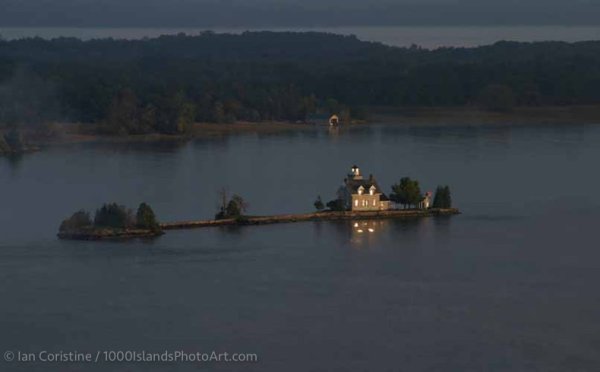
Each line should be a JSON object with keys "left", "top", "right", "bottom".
{"left": 1, "top": 123, "right": 600, "bottom": 371}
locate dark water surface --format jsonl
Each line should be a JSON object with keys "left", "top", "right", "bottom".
{"left": 1, "top": 123, "right": 600, "bottom": 371}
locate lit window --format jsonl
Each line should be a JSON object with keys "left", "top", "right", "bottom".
{"left": 354, "top": 200, "right": 358, "bottom": 207}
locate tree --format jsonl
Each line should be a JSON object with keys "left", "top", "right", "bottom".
{"left": 443, "top": 186, "right": 452, "bottom": 208}
{"left": 228, "top": 195, "right": 248, "bottom": 216}
{"left": 136, "top": 202, "right": 160, "bottom": 231}
{"left": 432, "top": 185, "right": 452, "bottom": 209}
{"left": 314, "top": 196, "right": 324, "bottom": 211}
{"left": 94, "top": 203, "right": 133, "bottom": 228}
{"left": 59, "top": 210, "right": 92, "bottom": 232}
{"left": 391, "top": 177, "right": 422, "bottom": 209}
{"left": 215, "top": 192, "right": 248, "bottom": 219}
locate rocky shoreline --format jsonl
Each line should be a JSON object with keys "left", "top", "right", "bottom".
{"left": 57, "top": 227, "right": 164, "bottom": 241}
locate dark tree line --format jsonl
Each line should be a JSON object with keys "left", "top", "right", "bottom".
{"left": 3, "top": 32, "right": 600, "bottom": 134}
{"left": 59, "top": 202, "right": 160, "bottom": 232}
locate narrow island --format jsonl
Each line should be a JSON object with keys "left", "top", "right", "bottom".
{"left": 58, "top": 202, "right": 164, "bottom": 240}
{"left": 58, "top": 165, "right": 458, "bottom": 240}
{"left": 163, "top": 165, "right": 458, "bottom": 230}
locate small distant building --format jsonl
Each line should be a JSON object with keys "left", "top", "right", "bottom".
{"left": 419, "top": 192, "right": 432, "bottom": 209}
{"left": 306, "top": 113, "right": 341, "bottom": 126}
{"left": 329, "top": 115, "right": 339, "bottom": 126}
{"left": 337, "top": 165, "right": 391, "bottom": 211}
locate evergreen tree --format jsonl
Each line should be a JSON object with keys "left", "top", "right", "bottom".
{"left": 443, "top": 186, "right": 452, "bottom": 208}
{"left": 59, "top": 210, "right": 92, "bottom": 232}
{"left": 136, "top": 202, "right": 160, "bottom": 231}
{"left": 94, "top": 203, "right": 133, "bottom": 228}
{"left": 432, "top": 185, "right": 452, "bottom": 208}
{"left": 432, "top": 186, "right": 444, "bottom": 209}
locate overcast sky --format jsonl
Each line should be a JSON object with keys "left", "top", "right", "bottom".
{"left": 1, "top": 0, "right": 600, "bottom": 27}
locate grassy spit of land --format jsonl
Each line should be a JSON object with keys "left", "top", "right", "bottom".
{"left": 161, "top": 208, "right": 460, "bottom": 230}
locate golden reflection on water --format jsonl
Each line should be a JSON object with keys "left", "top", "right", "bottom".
{"left": 346, "top": 217, "right": 445, "bottom": 248}
{"left": 350, "top": 219, "right": 389, "bottom": 247}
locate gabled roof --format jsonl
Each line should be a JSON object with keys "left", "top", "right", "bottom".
{"left": 345, "top": 176, "right": 389, "bottom": 199}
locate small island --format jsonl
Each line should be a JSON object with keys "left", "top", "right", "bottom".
{"left": 162, "top": 165, "right": 459, "bottom": 230}
{"left": 57, "top": 166, "right": 458, "bottom": 240}
{"left": 58, "top": 202, "right": 163, "bottom": 240}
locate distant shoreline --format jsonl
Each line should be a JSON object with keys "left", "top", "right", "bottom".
{"left": 7, "top": 105, "right": 600, "bottom": 151}
{"left": 370, "top": 105, "right": 600, "bottom": 126}
{"left": 2, "top": 26, "right": 600, "bottom": 49}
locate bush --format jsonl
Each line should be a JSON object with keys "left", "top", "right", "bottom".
{"left": 59, "top": 210, "right": 92, "bottom": 232}
{"left": 136, "top": 202, "right": 160, "bottom": 231}
{"left": 94, "top": 203, "right": 133, "bottom": 228}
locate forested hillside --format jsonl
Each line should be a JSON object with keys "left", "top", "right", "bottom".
{"left": 2, "top": 31, "right": 600, "bottom": 134}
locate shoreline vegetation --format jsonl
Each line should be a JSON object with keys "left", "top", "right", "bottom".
{"left": 3, "top": 105, "right": 600, "bottom": 154}
{"left": 3, "top": 33, "right": 600, "bottom": 155}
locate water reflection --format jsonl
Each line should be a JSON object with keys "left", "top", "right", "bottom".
{"left": 350, "top": 220, "right": 388, "bottom": 247}
{"left": 324, "top": 216, "right": 451, "bottom": 249}
{"left": 1, "top": 153, "right": 25, "bottom": 175}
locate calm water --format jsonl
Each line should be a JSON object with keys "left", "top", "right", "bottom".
{"left": 1, "top": 123, "right": 600, "bottom": 371}
{"left": 2, "top": 26, "right": 600, "bottom": 48}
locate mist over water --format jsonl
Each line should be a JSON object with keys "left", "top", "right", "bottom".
{"left": 2, "top": 26, "right": 600, "bottom": 48}
{"left": 1, "top": 123, "right": 600, "bottom": 370}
